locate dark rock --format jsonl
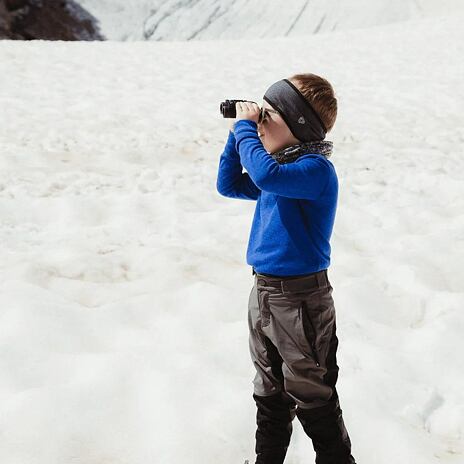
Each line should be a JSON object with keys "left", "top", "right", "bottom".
{"left": 0, "top": 0, "right": 12, "bottom": 38}
{"left": 0, "top": 0, "right": 105, "bottom": 40}
{"left": 6, "top": 0, "right": 29, "bottom": 10}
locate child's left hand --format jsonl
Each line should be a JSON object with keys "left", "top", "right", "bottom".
{"left": 236, "top": 101, "right": 260, "bottom": 124}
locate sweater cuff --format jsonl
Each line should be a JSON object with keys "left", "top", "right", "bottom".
{"left": 234, "top": 120, "right": 259, "bottom": 149}
{"left": 234, "top": 119, "right": 258, "bottom": 132}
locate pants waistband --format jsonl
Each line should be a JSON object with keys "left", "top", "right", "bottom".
{"left": 252, "top": 267, "right": 329, "bottom": 293}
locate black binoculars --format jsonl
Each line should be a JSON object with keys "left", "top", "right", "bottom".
{"left": 219, "top": 99, "right": 258, "bottom": 119}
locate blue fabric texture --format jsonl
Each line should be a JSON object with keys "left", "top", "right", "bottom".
{"left": 216, "top": 119, "right": 338, "bottom": 276}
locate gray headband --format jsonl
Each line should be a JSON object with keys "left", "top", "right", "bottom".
{"left": 263, "top": 79, "right": 327, "bottom": 142}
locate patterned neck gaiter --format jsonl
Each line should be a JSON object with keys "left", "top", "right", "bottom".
{"left": 269, "top": 140, "right": 333, "bottom": 165}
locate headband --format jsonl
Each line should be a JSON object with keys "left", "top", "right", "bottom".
{"left": 262, "top": 79, "right": 327, "bottom": 142}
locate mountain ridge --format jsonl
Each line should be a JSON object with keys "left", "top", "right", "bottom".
{"left": 77, "top": 0, "right": 464, "bottom": 41}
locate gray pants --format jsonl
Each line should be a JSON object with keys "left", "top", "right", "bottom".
{"left": 248, "top": 268, "right": 340, "bottom": 409}
{"left": 248, "top": 269, "right": 356, "bottom": 463}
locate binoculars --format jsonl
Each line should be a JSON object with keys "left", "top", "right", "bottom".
{"left": 220, "top": 99, "right": 258, "bottom": 119}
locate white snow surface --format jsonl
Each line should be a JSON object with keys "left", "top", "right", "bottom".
{"left": 1, "top": 12, "right": 464, "bottom": 464}
{"left": 76, "top": 0, "right": 464, "bottom": 41}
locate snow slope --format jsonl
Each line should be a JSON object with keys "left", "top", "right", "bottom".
{"left": 77, "top": 0, "right": 464, "bottom": 41}
{"left": 0, "top": 11, "right": 463, "bottom": 464}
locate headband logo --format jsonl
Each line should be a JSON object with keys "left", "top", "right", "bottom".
{"left": 298, "top": 116, "right": 306, "bottom": 124}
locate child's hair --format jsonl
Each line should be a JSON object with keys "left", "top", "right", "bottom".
{"left": 288, "top": 73, "right": 337, "bottom": 133}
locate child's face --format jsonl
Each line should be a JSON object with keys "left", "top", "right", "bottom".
{"left": 258, "top": 100, "right": 301, "bottom": 154}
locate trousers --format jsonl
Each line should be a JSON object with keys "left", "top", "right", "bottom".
{"left": 248, "top": 267, "right": 356, "bottom": 464}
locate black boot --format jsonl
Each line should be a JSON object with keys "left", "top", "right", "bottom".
{"left": 253, "top": 391, "right": 296, "bottom": 464}
{"left": 295, "top": 396, "right": 356, "bottom": 464}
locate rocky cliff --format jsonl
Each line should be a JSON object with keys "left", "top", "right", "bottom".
{"left": 0, "top": 0, "right": 104, "bottom": 40}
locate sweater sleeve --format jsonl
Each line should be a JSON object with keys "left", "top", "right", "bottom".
{"left": 234, "top": 119, "right": 330, "bottom": 200}
{"left": 216, "top": 129, "right": 261, "bottom": 201}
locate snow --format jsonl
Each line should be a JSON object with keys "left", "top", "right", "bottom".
{"left": 76, "top": 0, "right": 464, "bottom": 41}
{"left": 1, "top": 11, "right": 464, "bottom": 464}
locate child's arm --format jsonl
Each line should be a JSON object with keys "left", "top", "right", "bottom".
{"left": 216, "top": 129, "right": 261, "bottom": 201}
{"left": 234, "top": 120, "right": 330, "bottom": 200}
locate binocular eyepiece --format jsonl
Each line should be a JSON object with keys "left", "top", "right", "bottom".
{"left": 219, "top": 99, "right": 257, "bottom": 118}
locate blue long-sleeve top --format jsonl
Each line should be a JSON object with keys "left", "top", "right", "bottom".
{"left": 216, "top": 119, "right": 338, "bottom": 276}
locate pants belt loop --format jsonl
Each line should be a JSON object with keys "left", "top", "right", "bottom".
{"left": 316, "top": 270, "right": 326, "bottom": 288}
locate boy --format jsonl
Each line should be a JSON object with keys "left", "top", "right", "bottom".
{"left": 216, "top": 73, "right": 356, "bottom": 464}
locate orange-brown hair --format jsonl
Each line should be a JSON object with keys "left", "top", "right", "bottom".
{"left": 288, "top": 73, "right": 337, "bottom": 133}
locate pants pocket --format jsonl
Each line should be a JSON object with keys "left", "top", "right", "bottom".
{"left": 301, "top": 288, "right": 337, "bottom": 367}
{"left": 257, "top": 289, "right": 271, "bottom": 328}
{"left": 299, "top": 301, "right": 322, "bottom": 367}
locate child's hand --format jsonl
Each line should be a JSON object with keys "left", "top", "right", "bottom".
{"left": 236, "top": 101, "right": 260, "bottom": 124}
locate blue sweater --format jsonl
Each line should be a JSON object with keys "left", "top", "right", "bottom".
{"left": 216, "top": 119, "right": 338, "bottom": 276}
